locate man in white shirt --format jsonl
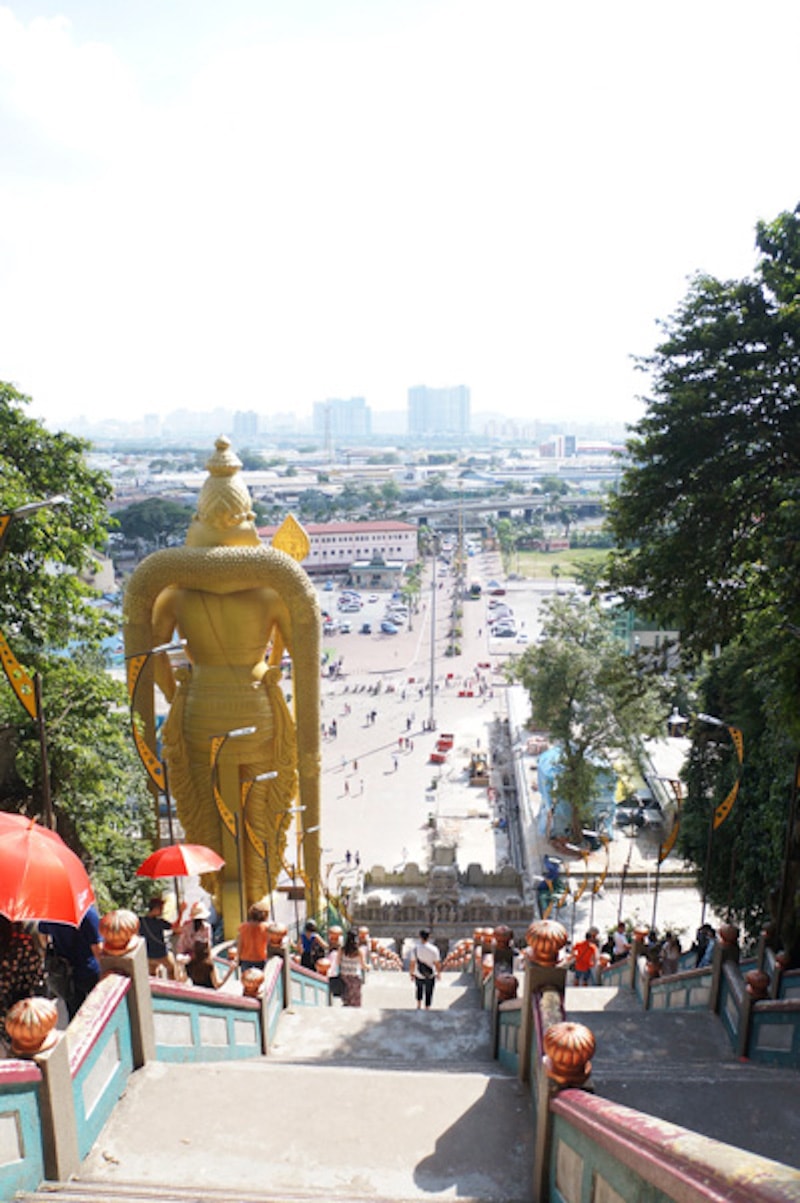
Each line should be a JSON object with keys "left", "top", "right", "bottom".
{"left": 409, "top": 929, "right": 442, "bottom": 1010}
{"left": 611, "top": 921, "right": 630, "bottom": 962}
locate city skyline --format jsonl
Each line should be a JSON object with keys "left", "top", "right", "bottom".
{"left": 2, "top": 1, "right": 799, "bottom": 433}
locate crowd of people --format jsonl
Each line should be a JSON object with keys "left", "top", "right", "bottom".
{"left": 1, "top": 876, "right": 726, "bottom": 1056}
{"left": 561, "top": 920, "right": 721, "bottom": 987}
{"left": 0, "top": 906, "right": 103, "bottom": 1053}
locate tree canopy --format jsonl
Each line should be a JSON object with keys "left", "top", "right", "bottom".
{"left": 607, "top": 206, "right": 800, "bottom": 667}
{"left": 509, "top": 596, "right": 668, "bottom": 841}
{"left": 0, "top": 382, "right": 114, "bottom": 648}
{"left": 115, "top": 498, "right": 194, "bottom": 546}
{"left": 0, "top": 383, "right": 153, "bottom": 911}
{"left": 604, "top": 205, "right": 800, "bottom": 951}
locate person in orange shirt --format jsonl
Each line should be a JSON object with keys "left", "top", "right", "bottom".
{"left": 571, "top": 930, "right": 598, "bottom": 986}
{"left": 236, "top": 903, "right": 269, "bottom": 971}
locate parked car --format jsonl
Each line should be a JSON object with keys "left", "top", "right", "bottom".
{"left": 339, "top": 621, "right": 351, "bottom": 634}
{"left": 367, "top": 593, "right": 379, "bottom": 603}
{"left": 489, "top": 607, "right": 513, "bottom": 622}
{"left": 380, "top": 620, "right": 398, "bottom": 634}
{"left": 516, "top": 632, "right": 529, "bottom": 644}
{"left": 360, "top": 622, "right": 372, "bottom": 635}
{"left": 494, "top": 626, "right": 516, "bottom": 637}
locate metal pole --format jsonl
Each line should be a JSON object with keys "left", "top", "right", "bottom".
{"left": 234, "top": 813, "right": 246, "bottom": 924}
{"left": 292, "top": 864, "right": 300, "bottom": 939}
{"left": 700, "top": 802, "right": 715, "bottom": 928}
{"left": 33, "top": 673, "right": 54, "bottom": 830}
{"left": 428, "top": 535, "right": 437, "bottom": 732}
{"left": 651, "top": 845, "right": 662, "bottom": 934}
{"left": 159, "top": 757, "right": 181, "bottom": 907}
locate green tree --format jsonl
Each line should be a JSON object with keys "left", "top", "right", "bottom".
{"left": 115, "top": 498, "right": 194, "bottom": 547}
{"left": 607, "top": 205, "right": 800, "bottom": 662}
{"left": 401, "top": 562, "right": 423, "bottom": 631}
{"left": 0, "top": 383, "right": 113, "bottom": 647}
{"left": 5, "top": 652, "right": 154, "bottom": 913}
{"left": 0, "top": 382, "right": 155, "bottom": 909}
{"left": 604, "top": 205, "right": 800, "bottom": 948}
{"left": 237, "top": 450, "right": 271, "bottom": 471}
{"left": 379, "top": 478, "right": 401, "bottom": 511}
{"left": 494, "top": 517, "right": 517, "bottom": 575}
{"left": 677, "top": 643, "right": 792, "bottom": 944}
{"left": 571, "top": 557, "right": 609, "bottom": 595}
{"left": 509, "top": 596, "right": 667, "bottom": 841}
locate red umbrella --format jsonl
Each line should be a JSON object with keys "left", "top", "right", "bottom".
{"left": 0, "top": 813, "right": 95, "bottom": 926}
{"left": 136, "top": 843, "right": 225, "bottom": 879}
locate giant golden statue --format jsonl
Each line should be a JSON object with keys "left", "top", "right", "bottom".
{"left": 123, "top": 438, "right": 321, "bottom": 937}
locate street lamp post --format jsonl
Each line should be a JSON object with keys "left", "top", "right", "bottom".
{"left": 210, "top": 725, "right": 257, "bottom": 936}
{"left": 428, "top": 531, "right": 438, "bottom": 732}
{"left": 291, "top": 823, "right": 322, "bottom": 934}
{"left": 0, "top": 495, "right": 70, "bottom": 829}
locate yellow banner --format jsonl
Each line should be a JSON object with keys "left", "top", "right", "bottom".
{"left": 713, "top": 779, "right": 740, "bottom": 830}
{"left": 0, "top": 628, "right": 38, "bottom": 720}
{"left": 127, "top": 654, "right": 165, "bottom": 791}
{"left": 209, "top": 736, "right": 237, "bottom": 839}
{"left": 659, "top": 780, "right": 683, "bottom": 862}
{"left": 659, "top": 816, "right": 681, "bottom": 862}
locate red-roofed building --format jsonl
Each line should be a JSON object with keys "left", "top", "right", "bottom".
{"left": 257, "top": 519, "right": 418, "bottom": 577}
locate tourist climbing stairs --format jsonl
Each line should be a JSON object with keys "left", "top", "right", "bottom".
{"left": 15, "top": 969, "right": 534, "bottom": 1203}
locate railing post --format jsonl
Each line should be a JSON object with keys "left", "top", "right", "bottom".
{"left": 98, "top": 937, "right": 155, "bottom": 1067}
{"left": 35, "top": 1034, "right": 80, "bottom": 1182}
{"left": 518, "top": 959, "right": 533, "bottom": 1085}
{"left": 710, "top": 923, "right": 740, "bottom": 1015}
{"left": 280, "top": 944, "right": 292, "bottom": 1007}
{"left": 630, "top": 927, "right": 648, "bottom": 991}
{"left": 532, "top": 1058, "right": 558, "bottom": 1202}
{"left": 532, "top": 1017, "right": 596, "bottom": 1203}
{"left": 738, "top": 968, "right": 769, "bottom": 1058}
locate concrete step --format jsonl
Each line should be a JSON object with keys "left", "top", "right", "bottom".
{"left": 564, "top": 983, "right": 642, "bottom": 1012}
{"left": 71, "top": 1058, "right": 533, "bottom": 1202}
{"left": 271, "top": 1003, "right": 495, "bottom": 1068}
{"left": 335, "top": 968, "right": 480, "bottom": 1012}
{"left": 565, "top": 989, "right": 800, "bottom": 1169}
{"left": 15, "top": 1185, "right": 339, "bottom": 1203}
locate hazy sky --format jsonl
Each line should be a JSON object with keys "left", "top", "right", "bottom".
{"left": 2, "top": 1, "right": 799, "bottom": 431}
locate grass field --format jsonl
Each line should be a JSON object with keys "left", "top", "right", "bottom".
{"left": 511, "top": 547, "right": 608, "bottom": 580}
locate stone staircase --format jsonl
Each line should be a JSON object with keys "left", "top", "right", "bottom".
{"left": 565, "top": 984, "right": 800, "bottom": 1169}
{"left": 15, "top": 972, "right": 534, "bottom": 1203}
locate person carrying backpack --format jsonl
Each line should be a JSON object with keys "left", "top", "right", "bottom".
{"left": 409, "top": 929, "right": 441, "bottom": 1010}
{"left": 300, "top": 919, "right": 327, "bottom": 970}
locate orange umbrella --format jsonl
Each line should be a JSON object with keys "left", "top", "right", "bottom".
{"left": 0, "top": 812, "right": 95, "bottom": 926}
{"left": 136, "top": 843, "right": 225, "bottom": 879}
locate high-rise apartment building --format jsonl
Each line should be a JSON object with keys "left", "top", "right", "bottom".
{"left": 407, "top": 385, "right": 471, "bottom": 437}
{"left": 312, "top": 397, "right": 372, "bottom": 442}
{"left": 233, "top": 410, "right": 259, "bottom": 442}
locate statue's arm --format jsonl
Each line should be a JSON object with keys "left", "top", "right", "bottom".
{"left": 271, "top": 594, "right": 294, "bottom": 657}
{"left": 151, "top": 588, "right": 180, "bottom": 702}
